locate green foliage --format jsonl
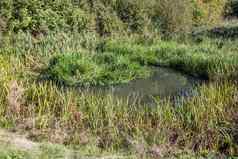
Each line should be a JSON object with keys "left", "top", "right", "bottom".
{"left": 0, "top": 0, "right": 229, "bottom": 36}
{"left": 93, "top": 2, "right": 125, "bottom": 36}
{"left": 3, "top": 29, "right": 238, "bottom": 87}
{"left": 0, "top": 149, "right": 29, "bottom": 159}
{"left": 0, "top": 2, "right": 238, "bottom": 157}
{"left": 192, "top": 0, "right": 227, "bottom": 26}
{"left": 45, "top": 52, "right": 150, "bottom": 86}
{"left": 0, "top": 0, "right": 91, "bottom": 33}
{"left": 45, "top": 53, "right": 100, "bottom": 86}
{"left": 114, "top": 0, "right": 146, "bottom": 33}
{"left": 152, "top": 0, "right": 193, "bottom": 34}
{"left": 104, "top": 38, "right": 238, "bottom": 81}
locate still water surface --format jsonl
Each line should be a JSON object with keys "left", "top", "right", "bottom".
{"left": 82, "top": 67, "right": 202, "bottom": 105}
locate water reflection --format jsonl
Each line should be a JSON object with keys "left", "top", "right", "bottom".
{"left": 81, "top": 67, "right": 201, "bottom": 105}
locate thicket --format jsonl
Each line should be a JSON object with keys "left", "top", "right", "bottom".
{"left": 226, "top": 0, "right": 238, "bottom": 17}
{"left": 192, "top": 0, "right": 227, "bottom": 26}
{"left": 0, "top": 0, "right": 228, "bottom": 36}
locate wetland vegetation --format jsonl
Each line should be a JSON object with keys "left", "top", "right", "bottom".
{"left": 1, "top": 0, "right": 238, "bottom": 158}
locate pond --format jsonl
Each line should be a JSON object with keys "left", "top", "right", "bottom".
{"left": 80, "top": 67, "right": 202, "bottom": 105}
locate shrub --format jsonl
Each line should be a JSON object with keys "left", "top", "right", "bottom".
{"left": 150, "top": 0, "right": 227, "bottom": 35}
{"left": 193, "top": 0, "right": 227, "bottom": 26}
{"left": 0, "top": 0, "right": 91, "bottom": 33}
{"left": 0, "top": 0, "right": 228, "bottom": 36}
{"left": 93, "top": 2, "right": 125, "bottom": 36}
{"left": 67, "top": 9, "right": 92, "bottom": 32}
{"left": 155, "top": 0, "right": 192, "bottom": 33}
{"left": 114, "top": 0, "right": 146, "bottom": 33}
{"left": 151, "top": 0, "right": 193, "bottom": 35}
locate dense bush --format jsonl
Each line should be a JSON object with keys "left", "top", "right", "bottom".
{"left": 93, "top": 2, "right": 126, "bottom": 36}
{"left": 193, "top": 0, "right": 227, "bottom": 26}
{"left": 0, "top": 0, "right": 91, "bottom": 33}
{"left": 0, "top": 0, "right": 229, "bottom": 36}
{"left": 151, "top": 0, "right": 193, "bottom": 34}
{"left": 114, "top": 0, "right": 147, "bottom": 33}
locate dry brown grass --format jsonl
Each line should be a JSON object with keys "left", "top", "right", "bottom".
{"left": 7, "top": 81, "right": 24, "bottom": 119}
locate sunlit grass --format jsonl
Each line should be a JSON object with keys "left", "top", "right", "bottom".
{"left": 0, "top": 31, "right": 238, "bottom": 157}
{"left": 105, "top": 39, "right": 238, "bottom": 80}
{"left": 0, "top": 71, "right": 237, "bottom": 156}
{"left": 44, "top": 52, "right": 150, "bottom": 86}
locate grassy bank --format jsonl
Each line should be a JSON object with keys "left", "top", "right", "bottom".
{"left": 104, "top": 37, "right": 238, "bottom": 80}
{"left": 43, "top": 36, "right": 238, "bottom": 86}
{"left": 2, "top": 31, "right": 238, "bottom": 86}
{"left": 0, "top": 29, "right": 238, "bottom": 158}
{"left": 1, "top": 73, "right": 238, "bottom": 158}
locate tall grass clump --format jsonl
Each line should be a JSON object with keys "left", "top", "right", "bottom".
{"left": 0, "top": 31, "right": 101, "bottom": 56}
{"left": 44, "top": 51, "right": 151, "bottom": 86}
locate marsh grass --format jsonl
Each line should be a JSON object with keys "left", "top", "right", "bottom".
{"left": 104, "top": 38, "right": 238, "bottom": 81}
{"left": 1, "top": 71, "right": 238, "bottom": 156}
{"left": 4, "top": 31, "right": 238, "bottom": 86}
{"left": 44, "top": 51, "right": 151, "bottom": 86}
{"left": 0, "top": 30, "right": 238, "bottom": 157}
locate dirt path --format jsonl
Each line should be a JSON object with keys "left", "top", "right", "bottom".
{"left": 0, "top": 129, "right": 38, "bottom": 151}
{"left": 0, "top": 129, "right": 134, "bottom": 159}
